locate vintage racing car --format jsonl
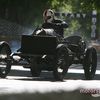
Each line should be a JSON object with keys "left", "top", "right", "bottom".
{"left": 0, "top": 28, "right": 97, "bottom": 81}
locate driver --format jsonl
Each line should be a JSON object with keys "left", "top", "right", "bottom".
{"left": 42, "top": 9, "right": 68, "bottom": 37}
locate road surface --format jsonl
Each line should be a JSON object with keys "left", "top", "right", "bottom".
{"left": 0, "top": 54, "right": 100, "bottom": 100}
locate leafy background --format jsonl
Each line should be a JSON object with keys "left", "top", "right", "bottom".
{"left": 0, "top": 0, "right": 99, "bottom": 39}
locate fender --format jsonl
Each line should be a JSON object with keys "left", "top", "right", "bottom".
{"left": 56, "top": 43, "right": 68, "bottom": 50}
{"left": 56, "top": 43, "right": 72, "bottom": 55}
{"left": 0, "top": 41, "right": 11, "bottom": 55}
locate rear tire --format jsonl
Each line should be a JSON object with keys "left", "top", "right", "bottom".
{"left": 83, "top": 47, "right": 97, "bottom": 80}
{"left": 0, "top": 42, "right": 11, "bottom": 78}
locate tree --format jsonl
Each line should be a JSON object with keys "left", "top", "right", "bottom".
{"left": 0, "top": 0, "right": 99, "bottom": 35}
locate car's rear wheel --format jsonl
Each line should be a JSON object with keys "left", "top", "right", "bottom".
{"left": 83, "top": 47, "right": 97, "bottom": 80}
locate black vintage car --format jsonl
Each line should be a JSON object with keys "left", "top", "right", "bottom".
{"left": 0, "top": 28, "right": 97, "bottom": 81}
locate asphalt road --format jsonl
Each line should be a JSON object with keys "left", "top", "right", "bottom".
{"left": 0, "top": 54, "right": 100, "bottom": 100}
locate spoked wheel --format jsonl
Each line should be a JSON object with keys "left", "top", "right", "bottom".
{"left": 0, "top": 42, "right": 11, "bottom": 78}
{"left": 83, "top": 47, "right": 97, "bottom": 80}
{"left": 30, "top": 57, "right": 41, "bottom": 77}
{"left": 53, "top": 46, "right": 69, "bottom": 81}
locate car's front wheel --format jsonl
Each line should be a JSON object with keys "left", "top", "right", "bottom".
{"left": 53, "top": 46, "right": 69, "bottom": 81}
{"left": 30, "top": 57, "right": 41, "bottom": 77}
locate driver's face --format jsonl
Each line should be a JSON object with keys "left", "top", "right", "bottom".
{"left": 44, "top": 15, "right": 53, "bottom": 23}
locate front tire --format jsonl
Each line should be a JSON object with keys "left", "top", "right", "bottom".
{"left": 0, "top": 42, "right": 11, "bottom": 78}
{"left": 83, "top": 47, "right": 97, "bottom": 80}
{"left": 30, "top": 57, "right": 41, "bottom": 77}
{"left": 53, "top": 46, "right": 69, "bottom": 81}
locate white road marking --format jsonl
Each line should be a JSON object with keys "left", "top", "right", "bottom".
{"left": 11, "top": 65, "right": 100, "bottom": 74}
{"left": 68, "top": 69, "right": 100, "bottom": 74}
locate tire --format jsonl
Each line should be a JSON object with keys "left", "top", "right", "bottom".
{"left": 30, "top": 57, "right": 41, "bottom": 77}
{"left": 53, "top": 46, "right": 69, "bottom": 81}
{"left": 83, "top": 47, "right": 97, "bottom": 80}
{"left": 0, "top": 42, "right": 11, "bottom": 78}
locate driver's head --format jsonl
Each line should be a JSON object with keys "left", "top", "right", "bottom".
{"left": 43, "top": 9, "right": 54, "bottom": 23}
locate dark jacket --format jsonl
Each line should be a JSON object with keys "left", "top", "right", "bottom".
{"left": 42, "top": 19, "right": 68, "bottom": 37}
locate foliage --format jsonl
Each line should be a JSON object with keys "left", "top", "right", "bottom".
{"left": 56, "top": 0, "right": 100, "bottom": 38}
{"left": 0, "top": 0, "right": 50, "bottom": 27}
{"left": 0, "top": 0, "right": 99, "bottom": 38}
{"left": 0, "top": 0, "right": 99, "bottom": 24}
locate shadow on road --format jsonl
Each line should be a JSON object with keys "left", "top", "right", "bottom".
{"left": 7, "top": 68, "right": 100, "bottom": 81}
{"left": 0, "top": 90, "right": 99, "bottom": 100}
